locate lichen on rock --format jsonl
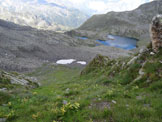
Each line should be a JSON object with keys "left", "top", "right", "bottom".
{"left": 150, "top": 14, "right": 162, "bottom": 52}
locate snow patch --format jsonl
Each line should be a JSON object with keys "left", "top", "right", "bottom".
{"left": 56, "top": 59, "right": 87, "bottom": 65}
{"left": 108, "top": 35, "right": 114, "bottom": 40}
{"left": 77, "top": 61, "right": 86, "bottom": 65}
{"left": 56, "top": 59, "right": 76, "bottom": 64}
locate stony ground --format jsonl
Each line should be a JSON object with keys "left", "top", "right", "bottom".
{"left": 0, "top": 19, "right": 132, "bottom": 72}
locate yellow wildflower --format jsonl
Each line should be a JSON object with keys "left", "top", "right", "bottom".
{"left": 74, "top": 102, "right": 80, "bottom": 109}
{"left": 33, "top": 92, "right": 37, "bottom": 95}
{"left": 61, "top": 107, "right": 66, "bottom": 114}
{"left": 8, "top": 102, "right": 12, "bottom": 106}
{"left": 32, "top": 112, "right": 40, "bottom": 120}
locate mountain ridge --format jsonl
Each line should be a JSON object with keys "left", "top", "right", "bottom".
{"left": 77, "top": 0, "right": 162, "bottom": 47}
{"left": 0, "top": 0, "right": 89, "bottom": 31}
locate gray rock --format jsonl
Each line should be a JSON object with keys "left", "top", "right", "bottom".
{"left": 139, "top": 61, "right": 147, "bottom": 75}
{"left": 112, "top": 100, "right": 117, "bottom": 104}
{"left": 144, "top": 104, "right": 150, "bottom": 108}
{"left": 122, "top": 62, "right": 126, "bottom": 69}
{"left": 0, "top": 118, "right": 7, "bottom": 122}
{"left": 2, "top": 104, "right": 7, "bottom": 107}
{"left": 89, "top": 101, "right": 111, "bottom": 110}
{"left": 139, "top": 48, "right": 145, "bottom": 54}
{"left": 131, "top": 61, "right": 146, "bottom": 83}
{"left": 10, "top": 76, "right": 29, "bottom": 86}
{"left": 0, "top": 71, "right": 40, "bottom": 88}
{"left": 127, "top": 56, "right": 138, "bottom": 65}
{"left": 139, "top": 68, "right": 145, "bottom": 75}
{"left": 0, "top": 88, "right": 7, "bottom": 92}
{"left": 66, "top": 88, "right": 70, "bottom": 92}
{"left": 133, "top": 75, "right": 143, "bottom": 83}
{"left": 136, "top": 96, "right": 143, "bottom": 100}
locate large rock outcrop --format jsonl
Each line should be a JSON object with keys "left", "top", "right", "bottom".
{"left": 151, "top": 14, "right": 162, "bottom": 52}
{"left": 0, "top": 70, "right": 40, "bottom": 90}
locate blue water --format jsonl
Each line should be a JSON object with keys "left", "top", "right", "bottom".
{"left": 76, "top": 37, "right": 88, "bottom": 40}
{"left": 77, "top": 35, "right": 138, "bottom": 50}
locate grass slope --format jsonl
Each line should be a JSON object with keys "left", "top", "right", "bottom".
{"left": 0, "top": 48, "right": 162, "bottom": 122}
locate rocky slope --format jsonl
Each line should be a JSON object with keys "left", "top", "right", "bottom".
{"left": 0, "top": 19, "right": 92, "bottom": 71}
{"left": 82, "top": 44, "right": 162, "bottom": 88}
{"left": 77, "top": 0, "right": 162, "bottom": 47}
{"left": 0, "top": 19, "right": 132, "bottom": 72}
{"left": 0, "top": 0, "right": 89, "bottom": 31}
{"left": 0, "top": 70, "right": 40, "bottom": 91}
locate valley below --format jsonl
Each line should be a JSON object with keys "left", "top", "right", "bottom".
{"left": 0, "top": 47, "right": 162, "bottom": 122}
{"left": 0, "top": 19, "right": 132, "bottom": 72}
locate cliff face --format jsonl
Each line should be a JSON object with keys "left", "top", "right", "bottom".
{"left": 78, "top": 0, "right": 162, "bottom": 47}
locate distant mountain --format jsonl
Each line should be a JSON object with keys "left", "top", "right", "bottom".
{"left": 0, "top": 0, "right": 89, "bottom": 31}
{"left": 78, "top": 0, "right": 162, "bottom": 46}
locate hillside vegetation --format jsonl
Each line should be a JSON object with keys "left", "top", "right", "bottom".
{"left": 0, "top": 46, "right": 162, "bottom": 122}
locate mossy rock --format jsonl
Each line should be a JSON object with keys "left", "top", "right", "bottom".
{"left": 81, "top": 54, "right": 111, "bottom": 75}
{"left": 0, "top": 72, "right": 11, "bottom": 84}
